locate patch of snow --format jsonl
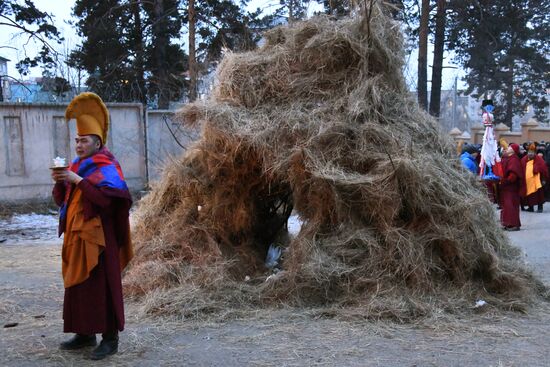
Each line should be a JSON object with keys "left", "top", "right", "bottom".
{"left": 287, "top": 214, "right": 303, "bottom": 237}
{"left": 265, "top": 271, "right": 285, "bottom": 282}
{"left": 265, "top": 244, "right": 282, "bottom": 269}
{"left": 474, "top": 299, "right": 487, "bottom": 308}
{"left": 4, "top": 213, "right": 59, "bottom": 229}
{"left": 0, "top": 213, "right": 59, "bottom": 244}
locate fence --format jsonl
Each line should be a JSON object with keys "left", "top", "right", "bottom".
{"left": 449, "top": 119, "right": 550, "bottom": 147}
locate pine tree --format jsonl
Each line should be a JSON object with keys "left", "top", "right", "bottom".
{"left": 192, "top": 0, "right": 264, "bottom": 63}
{"left": 447, "top": 0, "right": 550, "bottom": 126}
{"left": 276, "top": 0, "right": 310, "bottom": 21}
{"left": 70, "top": 0, "right": 139, "bottom": 102}
{"left": 315, "top": 0, "right": 350, "bottom": 16}
{"left": 39, "top": 72, "right": 71, "bottom": 98}
{"left": 71, "top": 0, "right": 189, "bottom": 106}
{"left": 143, "top": 0, "right": 187, "bottom": 109}
{"left": 185, "top": 0, "right": 272, "bottom": 100}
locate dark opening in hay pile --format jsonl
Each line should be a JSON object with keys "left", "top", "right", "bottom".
{"left": 125, "top": 4, "right": 543, "bottom": 319}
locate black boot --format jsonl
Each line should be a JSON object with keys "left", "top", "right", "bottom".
{"left": 90, "top": 332, "right": 118, "bottom": 360}
{"left": 526, "top": 206, "right": 534, "bottom": 212}
{"left": 59, "top": 334, "right": 97, "bottom": 350}
{"left": 537, "top": 204, "right": 543, "bottom": 213}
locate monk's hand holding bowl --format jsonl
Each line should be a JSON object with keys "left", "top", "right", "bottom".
{"left": 51, "top": 169, "right": 82, "bottom": 184}
{"left": 51, "top": 168, "right": 67, "bottom": 183}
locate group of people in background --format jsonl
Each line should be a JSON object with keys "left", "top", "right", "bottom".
{"left": 460, "top": 140, "right": 550, "bottom": 231}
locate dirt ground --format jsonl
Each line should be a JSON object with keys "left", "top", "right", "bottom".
{"left": 1, "top": 210, "right": 550, "bottom": 366}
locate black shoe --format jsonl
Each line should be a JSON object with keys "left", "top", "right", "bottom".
{"left": 59, "top": 334, "right": 97, "bottom": 350}
{"left": 505, "top": 226, "right": 520, "bottom": 231}
{"left": 537, "top": 206, "right": 543, "bottom": 213}
{"left": 526, "top": 207, "right": 534, "bottom": 212}
{"left": 90, "top": 337, "right": 118, "bottom": 360}
{"left": 521, "top": 206, "right": 526, "bottom": 211}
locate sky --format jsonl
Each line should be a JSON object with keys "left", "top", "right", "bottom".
{"left": 0, "top": 0, "right": 79, "bottom": 78}
{"left": 0, "top": 0, "right": 464, "bottom": 92}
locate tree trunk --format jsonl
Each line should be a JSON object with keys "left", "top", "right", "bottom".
{"left": 429, "top": 0, "right": 446, "bottom": 117}
{"left": 417, "top": 0, "right": 429, "bottom": 110}
{"left": 132, "top": 0, "right": 147, "bottom": 105}
{"left": 154, "top": 0, "right": 169, "bottom": 109}
{"left": 505, "top": 62, "right": 514, "bottom": 128}
{"left": 188, "top": 0, "right": 197, "bottom": 102}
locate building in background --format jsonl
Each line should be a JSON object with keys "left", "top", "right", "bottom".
{"left": 0, "top": 56, "right": 11, "bottom": 101}
{"left": 9, "top": 78, "right": 45, "bottom": 103}
{"left": 0, "top": 57, "right": 83, "bottom": 103}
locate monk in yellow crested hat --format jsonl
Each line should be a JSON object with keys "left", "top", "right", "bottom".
{"left": 65, "top": 92, "right": 110, "bottom": 145}
{"left": 51, "top": 91, "right": 133, "bottom": 360}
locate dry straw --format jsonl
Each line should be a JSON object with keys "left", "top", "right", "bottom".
{"left": 125, "top": 3, "right": 545, "bottom": 320}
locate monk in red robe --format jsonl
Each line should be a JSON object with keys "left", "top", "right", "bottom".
{"left": 51, "top": 93, "right": 133, "bottom": 360}
{"left": 499, "top": 143, "right": 523, "bottom": 231}
{"left": 520, "top": 143, "right": 549, "bottom": 213}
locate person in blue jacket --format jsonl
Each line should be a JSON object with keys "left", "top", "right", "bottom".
{"left": 460, "top": 144, "right": 480, "bottom": 175}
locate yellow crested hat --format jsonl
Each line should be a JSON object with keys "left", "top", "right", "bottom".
{"left": 65, "top": 92, "right": 109, "bottom": 145}
{"left": 499, "top": 138, "right": 509, "bottom": 150}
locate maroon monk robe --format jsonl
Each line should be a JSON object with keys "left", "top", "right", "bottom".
{"left": 53, "top": 179, "right": 132, "bottom": 334}
{"left": 520, "top": 155, "right": 549, "bottom": 207}
{"left": 499, "top": 154, "right": 523, "bottom": 228}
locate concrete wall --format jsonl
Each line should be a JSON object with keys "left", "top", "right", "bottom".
{"left": 146, "top": 110, "right": 199, "bottom": 182}
{"left": 0, "top": 102, "right": 146, "bottom": 202}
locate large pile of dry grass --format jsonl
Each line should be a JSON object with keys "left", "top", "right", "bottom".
{"left": 125, "top": 4, "right": 543, "bottom": 320}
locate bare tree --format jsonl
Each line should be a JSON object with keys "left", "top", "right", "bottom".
{"left": 429, "top": 0, "right": 446, "bottom": 117}
{"left": 0, "top": 0, "right": 62, "bottom": 100}
{"left": 131, "top": 0, "right": 147, "bottom": 105}
{"left": 417, "top": 0, "right": 429, "bottom": 110}
{"left": 188, "top": 0, "right": 197, "bottom": 101}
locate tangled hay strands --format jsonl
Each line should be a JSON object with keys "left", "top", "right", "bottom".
{"left": 125, "top": 3, "right": 544, "bottom": 320}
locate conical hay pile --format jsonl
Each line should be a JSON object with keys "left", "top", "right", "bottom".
{"left": 126, "top": 5, "right": 543, "bottom": 319}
